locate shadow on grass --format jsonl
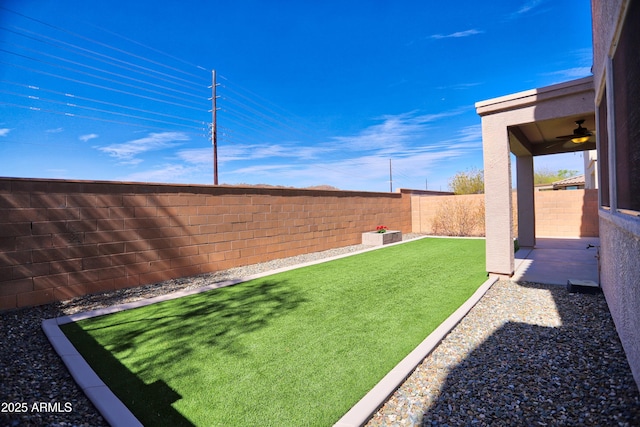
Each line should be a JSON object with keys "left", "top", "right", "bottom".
{"left": 62, "top": 279, "right": 307, "bottom": 426}
{"left": 420, "top": 283, "right": 640, "bottom": 426}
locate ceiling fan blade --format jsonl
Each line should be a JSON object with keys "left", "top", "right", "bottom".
{"left": 555, "top": 119, "right": 593, "bottom": 140}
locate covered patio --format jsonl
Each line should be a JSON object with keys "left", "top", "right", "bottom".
{"left": 476, "top": 76, "right": 597, "bottom": 280}
{"left": 512, "top": 237, "right": 600, "bottom": 286}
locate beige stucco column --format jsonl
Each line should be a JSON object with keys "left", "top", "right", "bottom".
{"left": 482, "top": 115, "right": 514, "bottom": 276}
{"left": 516, "top": 155, "right": 535, "bottom": 247}
{"left": 477, "top": 77, "right": 594, "bottom": 278}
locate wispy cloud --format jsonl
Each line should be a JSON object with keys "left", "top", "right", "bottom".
{"left": 0, "top": 128, "right": 10, "bottom": 137}
{"left": 188, "top": 143, "right": 335, "bottom": 165}
{"left": 506, "top": 0, "right": 549, "bottom": 20}
{"left": 514, "top": 0, "right": 545, "bottom": 15}
{"left": 543, "top": 67, "right": 592, "bottom": 79}
{"left": 96, "top": 132, "right": 189, "bottom": 165}
{"left": 120, "top": 164, "right": 196, "bottom": 183}
{"left": 330, "top": 109, "right": 469, "bottom": 152}
{"left": 437, "top": 82, "right": 483, "bottom": 91}
{"left": 430, "top": 29, "right": 483, "bottom": 40}
{"left": 46, "top": 127, "right": 64, "bottom": 133}
{"left": 79, "top": 133, "right": 99, "bottom": 142}
{"left": 177, "top": 148, "right": 212, "bottom": 165}
{"left": 220, "top": 111, "right": 482, "bottom": 191}
{"left": 542, "top": 48, "right": 593, "bottom": 81}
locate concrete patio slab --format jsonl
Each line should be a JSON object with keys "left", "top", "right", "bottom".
{"left": 512, "top": 237, "right": 600, "bottom": 285}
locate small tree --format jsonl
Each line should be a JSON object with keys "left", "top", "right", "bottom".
{"left": 448, "top": 167, "right": 484, "bottom": 194}
{"left": 534, "top": 168, "right": 579, "bottom": 185}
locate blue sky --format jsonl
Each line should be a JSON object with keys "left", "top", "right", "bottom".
{"left": 1, "top": 0, "right": 593, "bottom": 192}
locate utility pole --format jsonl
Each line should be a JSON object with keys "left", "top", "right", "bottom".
{"left": 389, "top": 159, "right": 393, "bottom": 192}
{"left": 210, "top": 69, "right": 219, "bottom": 185}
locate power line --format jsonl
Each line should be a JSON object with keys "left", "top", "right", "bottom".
{"left": 2, "top": 80, "right": 204, "bottom": 125}
{"left": 0, "top": 6, "right": 208, "bottom": 82}
{"left": 87, "top": 23, "right": 209, "bottom": 77}
{"left": 1, "top": 100, "right": 207, "bottom": 136}
{"left": 0, "top": 60, "right": 206, "bottom": 112}
{"left": 1, "top": 41, "right": 206, "bottom": 102}
{"left": 1, "top": 48, "right": 205, "bottom": 107}
{"left": 1, "top": 5, "right": 424, "bottom": 189}
{"left": 0, "top": 25, "right": 206, "bottom": 92}
{"left": 1, "top": 89, "right": 206, "bottom": 131}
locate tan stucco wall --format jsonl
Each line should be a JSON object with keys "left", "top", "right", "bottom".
{"left": 599, "top": 212, "right": 640, "bottom": 391}
{"left": 591, "top": 0, "right": 625, "bottom": 89}
{"left": 411, "top": 190, "right": 599, "bottom": 238}
{"left": 592, "top": 0, "right": 640, "bottom": 392}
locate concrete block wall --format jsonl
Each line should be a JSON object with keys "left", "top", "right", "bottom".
{"left": 411, "top": 189, "right": 599, "bottom": 238}
{"left": 411, "top": 194, "right": 486, "bottom": 236}
{"left": 0, "top": 178, "right": 410, "bottom": 311}
{"left": 534, "top": 189, "right": 599, "bottom": 237}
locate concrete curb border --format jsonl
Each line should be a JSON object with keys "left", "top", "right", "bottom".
{"left": 333, "top": 274, "right": 498, "bottom": 427}
{"left": 41, "top": 236, "right": 494, "bottom": 426}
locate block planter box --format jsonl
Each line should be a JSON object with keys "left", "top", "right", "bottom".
{"left": 362, "top": 231, "right": 402, "bottom": 246}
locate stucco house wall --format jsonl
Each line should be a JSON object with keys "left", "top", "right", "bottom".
{"left": 591, "top": 0, "right": 640, "bottom": 391}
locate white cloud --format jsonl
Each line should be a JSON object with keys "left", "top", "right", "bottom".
{"left": 329, "top": 109, "right": 469, "bottom": 152}
{"left": 221, "top": 114, "right": 483, "bottom": 191}
{"left": 544, "top": 67, "right": 592, "bottom": 79}
{"left": 515, "top": 0, "right": 544, "bottom": 15}
{"left": 0, "top": 128, "right": 10, "bottom": 137}
{"left": 437, "top": 82, "right": 483, "bottom": 90}
{"left": 178, "top": 148, "right": 212, "bottom": 165}
{"left": 120, "top": 164, "right": 199, "bottom": 183}
{"left": 96, "top": 132, "right": 189, "bottom": 164}
{"left": 79, "top": 133, "right": 99, "bottom": 142}
{"left": 212, "top": 142, "right": 334, "bottom": 164}
{"left": 505, "top": 0, "right": 549, "bottom": 20}
{"left": 46, "top": 127, "right": 64, "bottom": 134}
{"left": 430, "top": 29, "right": 483, "bottom": 40}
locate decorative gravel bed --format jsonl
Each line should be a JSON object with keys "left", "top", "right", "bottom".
{"left": 2, "top": 235, "right": 639, "bottom": 426}
{"left": 0, "top": 237, "right": 401, "bottom": 427}
{"left": 367, "top": 280, "right": 640, "bottom": 426}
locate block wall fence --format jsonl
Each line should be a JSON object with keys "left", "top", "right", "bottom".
{"left": 411, "top": 189, "right": 599, "bottom": 238}
{"left": 0, "top": 178, "right": 597, "bottom": 311}
{"left": 0, "top": 178, "right": 410, "bottom": 311}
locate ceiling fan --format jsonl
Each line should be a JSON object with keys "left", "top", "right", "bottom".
{"left": 556, "top": 119, "right": 593, "bottom": 144}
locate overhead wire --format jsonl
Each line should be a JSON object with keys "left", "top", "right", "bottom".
{"left": 0, "top": 6, "right": 207, "bottom": 82}
{"left": 0, "top": 6, "right": 419, "bottom": 188}
{"left": 0, "top": 89, "right": 206, "bottom": 131}
{"left": 218, "top": 77, "right": 411, "bottom": 184}
{"left": 86, "top": 23, "right": 209, "bottom": 77}
{"left": 0, "top": 100, "right": 207, "bottom": 137}
{"left": 1, "top": 80, "right": 204, "bottom": 125}
{"left": 0, "top": 40, "right": 206, "bottom": 100}
{"left": 0, "top": 25, "right": 205, "bottom": 92}
{"left": 0, "top": 48, "right": 205, "bottom": 108}
{"left": 0, "top": 60, "right": 206, "bottom": 112}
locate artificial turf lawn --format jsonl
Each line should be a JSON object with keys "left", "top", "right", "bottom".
{"left": 62, "top": 237, "right": 486, "bottom": 426}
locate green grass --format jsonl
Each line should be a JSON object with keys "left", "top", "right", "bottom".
{"left": 62, "top": 237, "right": 486, "bottom": 426}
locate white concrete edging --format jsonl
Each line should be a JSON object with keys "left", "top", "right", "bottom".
{"left": 333, "top": 275, "right": 499, "bottom": 427}
{"left": 41, "top": 318, "right": 144, "bottom": 427}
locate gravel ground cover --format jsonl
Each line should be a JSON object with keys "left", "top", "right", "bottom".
{"left": 367, "top": 280, "right": 640, "bottom": 426}
{"left": 2, "top": 234, "right": 639, "bottom": 426}
{"left": 1, "top": 237, "right": 388, "bottom": 427}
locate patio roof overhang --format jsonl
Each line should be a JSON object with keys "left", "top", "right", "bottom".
{"left": 475, "top": 76, "right": 596, "bottom": 276}
{"left": 476, "top": 76, "right": 596, "bottom": 157}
